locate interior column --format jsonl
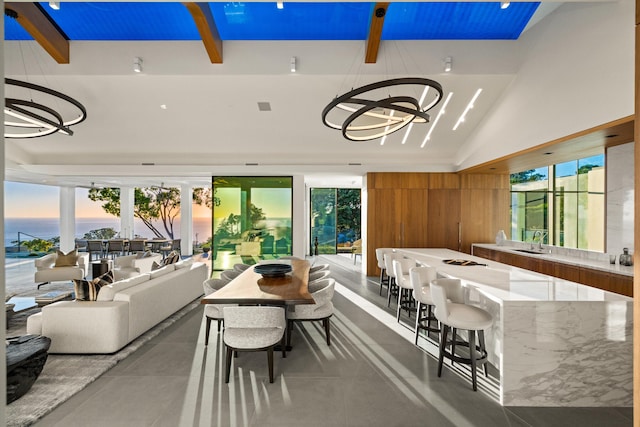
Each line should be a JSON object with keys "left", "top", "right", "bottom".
{"left": 180, "top": 185, "right": 193, "bottom": 256}
{"left": 59, "top": 186, "right": 75, "bottom": 253}
{"left": 120, "top": 186, "right": 135, "bottom": 239}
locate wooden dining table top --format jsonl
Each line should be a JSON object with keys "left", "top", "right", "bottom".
{"left": 201, "top": 259, "right": 315, "bottom": 306}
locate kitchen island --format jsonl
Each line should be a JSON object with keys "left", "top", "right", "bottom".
{"left": 397, "top": 248, "right": 632, "bottom": 407}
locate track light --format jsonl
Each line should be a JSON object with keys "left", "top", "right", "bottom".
{"left": 290, "top": 56, "right": 296, "bottom": 73}
{"left": 133, "top": 57, "right": 143, "bottom": 73}
{"left": 49, "top": 2, "right": 60, "bottom": 10}
{"left": 500, "top": 2, "right": 510, "bottom": 9}
{"left": 444, "top": 57, "right": 452, "bottom": 73}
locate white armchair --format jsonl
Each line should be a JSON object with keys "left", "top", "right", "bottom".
{"left": 34, "top": 251, "right": 90, "bottom": 289}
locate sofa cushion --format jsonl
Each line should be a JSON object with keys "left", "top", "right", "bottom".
{"left": 96, "top": 273, "right": 151, "bottom": 302}
{"left": 174, "top": 258, "right": 194, "bottom": 269}
{"left": 55, "top": 249, "right": 78, "bottom": 267}
{"left": 149, "top": 264, "right": 176, "bottom": 279}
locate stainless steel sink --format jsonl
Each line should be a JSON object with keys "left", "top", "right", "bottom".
{"left": 514, "top": 249, "right": 544, "bottom": 255}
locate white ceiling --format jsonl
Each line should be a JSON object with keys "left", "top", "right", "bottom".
{"left": 3, "top": 2, "right": 572, "bottom": 189}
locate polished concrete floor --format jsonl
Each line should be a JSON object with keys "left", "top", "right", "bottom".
{"left": 32, "top": 255, "right": 632, "bottom": 427}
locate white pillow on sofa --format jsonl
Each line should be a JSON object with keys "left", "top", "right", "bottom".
{"left": 97, "top": 273, "right": 151, "bottom": 301}
{"left": 149, "top": 264, "right": 176, "bottom": 279}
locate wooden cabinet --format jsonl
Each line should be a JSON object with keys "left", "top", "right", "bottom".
{"left": 366, "top": 172, "right": 509, "bottom": 276}
{"left": 473, "top": 246, "right": 633, "bottom": 297}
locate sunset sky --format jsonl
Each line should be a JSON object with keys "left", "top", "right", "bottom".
{"left": 4, "top": 182, "right": 212, "bottom": 218}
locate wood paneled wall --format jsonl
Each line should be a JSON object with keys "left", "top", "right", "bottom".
{"left": 366, "top": 172, "right": 510, "bottom": 275}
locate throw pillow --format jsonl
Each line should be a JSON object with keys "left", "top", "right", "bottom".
{"left": 54, "top": 249, "right": 78, "bottom": 267}
{"left": 93, "top": 270, "right": 115, "bottom": 287}
{"left": 73, "top": 279, "right": 91, "bottom": 301}
{"left": 163, "top": 251, "right": 180, "bottom": 265}
{"left": 151, "top": 261, "right": 162, "bottom": 271}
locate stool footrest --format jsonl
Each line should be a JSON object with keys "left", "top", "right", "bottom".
{"left": 442, "top": 339, "right": 488, "bottom": 366}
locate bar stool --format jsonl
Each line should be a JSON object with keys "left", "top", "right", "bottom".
{"left": 383, "top": 252, "right": 400, "bottom": 307}
{"left": 409, "top": 266, "right": 439, "bottom": 345}
{"left": 392, "top": 257, "right": 416, "bottom": 322}
{"left": 375, "top": 248, "right": 393, "bottom": 296}
{"left": 430, "top": 278, "right": 493, "bottom": 391}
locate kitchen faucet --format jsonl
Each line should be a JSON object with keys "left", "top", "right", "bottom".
{"left": 532, "top": 230, "right": 547, "bottom": 251}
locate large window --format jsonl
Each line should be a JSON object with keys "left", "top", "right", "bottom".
{"left": 510, "top": 154, "right": 604, "bottom": 251}
{"left": 310, "top": 188, "right": 361, "bottom": 254}
{"left": 212, "top": 177, "right": 292, "bottom": 270}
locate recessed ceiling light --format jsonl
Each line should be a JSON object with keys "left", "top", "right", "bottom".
{"left": 257, "top": 102, "right": 271, "bottom": 111}
{"left": 49, "top": 2, "right": 60, "bottom": 10}
{"left": 500, "top": 2, "right": 510, "bottom": 9}
{"left": 160, "top": 104, "right": 167, "bottom": 110}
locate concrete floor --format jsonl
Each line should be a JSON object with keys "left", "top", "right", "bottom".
{"left": 17, "top": 254, "right": 633, "bottom": 426}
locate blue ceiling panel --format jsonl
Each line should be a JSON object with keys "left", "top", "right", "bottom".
{"left": 36, "top": 2, "right": 201, "bottom": 41}
{"left": 383, "top": 2, "right": 540, "bottom": 40}
{"left": 4, "top": 2, "right": 540, "bottom": 42}
{"left": 4, "top": 14, "right": 34, "bottom": 40}
{"left": 209, "top": 2, "right": 373, "bottom": 40}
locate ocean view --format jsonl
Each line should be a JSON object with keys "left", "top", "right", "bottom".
{"left": 4, "top": 217, "right": 213, "bottom": 248}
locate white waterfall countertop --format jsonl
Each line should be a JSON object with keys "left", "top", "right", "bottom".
{"left": 397, "top": 248, "right": 631, "bottom": 303}
{"left": 395, "top": 248, "right": 633, "bottom": 407}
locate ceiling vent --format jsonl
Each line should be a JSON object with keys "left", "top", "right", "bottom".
{"left": 257, "top": 102, "right": 271, "bottom": 111}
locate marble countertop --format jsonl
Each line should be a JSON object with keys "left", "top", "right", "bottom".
{"left": 396, "top": 248, "right": 632, "bottom": 303}
{"left": 471, "top": 243, "right": 634, "bottom": 277}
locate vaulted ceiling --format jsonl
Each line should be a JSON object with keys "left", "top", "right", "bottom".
{"left": 5, "top": 1, "right": 618, "bottom": 189}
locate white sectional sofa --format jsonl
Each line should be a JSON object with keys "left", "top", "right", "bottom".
{"left": 27, "top": 260, "right": 207, "bottom": 354}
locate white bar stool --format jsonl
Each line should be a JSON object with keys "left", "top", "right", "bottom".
{"left": 375, "top": 248, "right": 393, "bottom": 296}
{"left": 430, "top": 278, "right": 493, "bottom": 391}
{"left": 409, "top": 266, "right": 439, "bottom": 345}
{"left": 392, "top": 257, "right": 416, "bottom": 322}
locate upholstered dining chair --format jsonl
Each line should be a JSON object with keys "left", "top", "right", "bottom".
{"left": 203, "top": 278, "right": 233, "bottom": 344}
{"left": 220, "top": 269, "right": 241, "bottom": 283}
{"left": 233, "top": 263, "right": 251, "bottom": 272}
{"left": 287, "top": 278, "right": 335, "bottom": 347}
{"left": 309, "top": 263, "right": 330, "bottom": 274}
{"left": 308, "top": 269, "right": 330, "bottom": 283}
{"left": 223, "top": 306, "right": 286, "bottom": 383}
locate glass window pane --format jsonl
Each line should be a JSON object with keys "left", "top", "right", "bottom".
{"left": 311, "top": 188, "right": 337, "bottom": 254}
{"left": 212, "top": 177, "right": 292, "bottom": 270}
{"left": 555, "top": 161, "right": 578, "bottom": 192}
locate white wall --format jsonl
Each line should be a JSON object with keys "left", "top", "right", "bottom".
{"left": 458, "top": 0, "right": 634, "bottom": 170}
{"left": 607, "top": 143, "right": 635, "bottom": 253}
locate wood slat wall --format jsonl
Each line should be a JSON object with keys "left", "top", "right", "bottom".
{"left": 366, "top": 172, "right": 510, "bottom": 275}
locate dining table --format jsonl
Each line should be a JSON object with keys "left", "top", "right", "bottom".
{"left": 202, "top": 259, "right": 316, "bottom": 351}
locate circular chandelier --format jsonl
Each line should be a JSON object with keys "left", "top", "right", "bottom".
{"left": 4, "top": 78, "right": 87, "bottom": 138}
{"left": 321, "top": 77, "right": 443, "bottom": 142}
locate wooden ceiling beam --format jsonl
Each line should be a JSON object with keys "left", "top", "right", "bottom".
{"left": 5, "top": 2, "right": 69, "bottom": 64}
{"left": 184, "top": 2, "right": 223, "bottom": 64}
{"left": 365, "top": 3, "right": 389, "bottom": 64}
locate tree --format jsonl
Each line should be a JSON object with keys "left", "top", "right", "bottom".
{"left": 510, "top": 170, "right": 546, "bottom": 184}
{"left": 88, "top": 187, "right": 214, "bottom": 239}
{"left": 83, "top": 228, "right": 116, "bottom": 240}
{"left": 336, "top": 189, "right": 361, "bottom": 237}
{"left": 21, "top": 238, "right": 54, "bottom": 253}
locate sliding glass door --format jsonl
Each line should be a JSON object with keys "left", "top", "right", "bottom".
{"left": 212, "top": 177, "right": 292, "bottom": 270}
{"left": 310, "top": 188, "right": 361, "bottom": 254}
